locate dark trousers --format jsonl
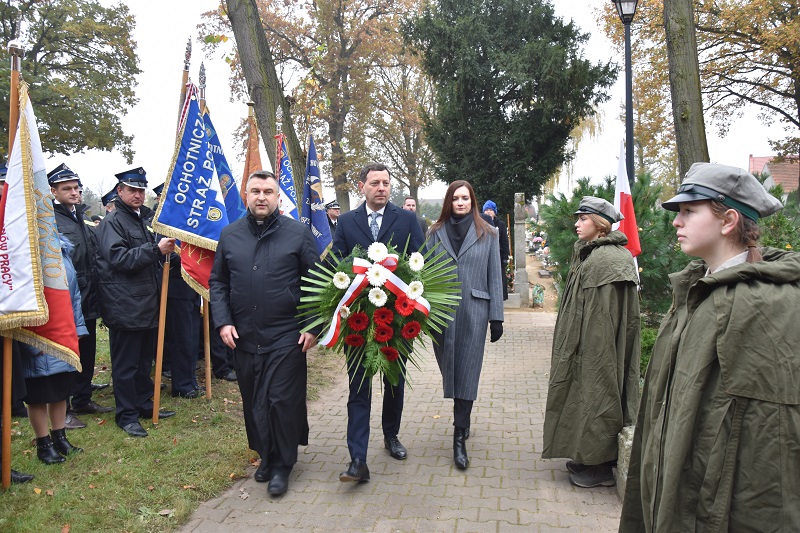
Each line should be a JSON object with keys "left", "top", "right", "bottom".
{"left": 234, "top": 345, "right": 308, "bottom": 472}
{"left": 346, "top": 359, "right": 405, "bottom": 461}
{"left": 166, "top": 298, "right": 200, "bottom": 395}
{"left": 71, "top": 318, "right": 97, "bottom": 407}
{"left": 454, "top": 398, "right": 473, "bottom": 429}
{"left": 202, "top": 305, "right": 234, "bottom": 377}
{"left": 109, "top": 328, "right": 156, "bottom": 427}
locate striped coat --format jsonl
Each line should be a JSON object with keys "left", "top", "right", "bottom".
{"left": 427, "top": 221, "right": 504, "bottom": 400}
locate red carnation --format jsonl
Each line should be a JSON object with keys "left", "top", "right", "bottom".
{"left": 347, "top": 312, "right": 369, "bottom": 332}
{"left": 401, "top": 321, "right": 421, "bottom": 340}
{"left": 374, "top": 324, "right": 394, "bottom": 343}
{"left": 394, "top": 295, "right": 414, "bottom": 316}
{"left": 344, "top": 334, "right": 365, "bottom": 347}
{"left": 373, "top": 308, "right": 394, "bottom": 325}
{"left": 381, "top": 346, "right": 399, "bottom": 362}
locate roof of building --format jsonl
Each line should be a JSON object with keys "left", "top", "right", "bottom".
{"left": 763, "top": 158, "right": 799, "bottom": 193}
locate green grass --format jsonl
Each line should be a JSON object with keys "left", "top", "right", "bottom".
{"left": 1, "top": 327, "right": 340, "bottom": 532}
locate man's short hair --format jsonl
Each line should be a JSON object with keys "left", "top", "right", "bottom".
{"left": 247, "top": 171, "right": 279, "bottom": 188}
{"left": 358, "top": 163, "right": 390, "bottom": 183}
{"left": 404, "top": 196, "right": 415, "bottom": 203}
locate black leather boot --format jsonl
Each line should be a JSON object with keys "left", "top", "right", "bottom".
{"left": 52, "top": 428, "right": 83, "bottom": 456}
{"left": 453, "top": 427, "right": 469, "bottom": 470}
{"left": 36, "top": 435, "right": 65, "bottom": 464}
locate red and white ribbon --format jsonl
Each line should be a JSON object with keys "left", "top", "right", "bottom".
{"left": 320, "top": 254, "right": 431, "bottom": 347}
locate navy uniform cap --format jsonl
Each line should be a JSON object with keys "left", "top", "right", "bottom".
{"left": 47, "top": 163, "right": 80, "bottom": 186}
{"left": 325, "top": 200, "right": 340, "bottom": 210}
{"left": 0, "top": 166, "right": 6, "bottom": 182}
{"left": 101, "top": 187, "right": 119, "bottom": 206}
{"left": 662, "top": 162, "right": 783, "bottom": 220}
{"left": 114, "top": 167, "right": 147, "bottom": 189}
{"left": 574, "top": 196, "right": 623, "bottom": 224}
{"left": 152, "top": 183, "right": 164, "bottom": 196}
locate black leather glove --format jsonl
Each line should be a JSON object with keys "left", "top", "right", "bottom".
{"left": 489, "top": 321, "right": 503, "bottom": 343}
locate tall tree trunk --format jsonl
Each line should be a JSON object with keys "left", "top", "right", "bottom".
{"left": 225, "top": 0, "right": 305, "bottom": 200}
{"left": 663, "top": 0, "right": 709, "bottom": 178}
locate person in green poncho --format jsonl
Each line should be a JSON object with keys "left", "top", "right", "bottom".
{"left": 619, "top": 163, "right": 800, "bottom": 532}
{"left": 542, "top": 196, "right": 641, "bottom": 489}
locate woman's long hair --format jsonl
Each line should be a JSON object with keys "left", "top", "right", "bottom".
{"left": 429, "top": 180, "right": 493, "bottom": 240}
{"left": 708, "top": 200, "right": 763, "bottom": 262}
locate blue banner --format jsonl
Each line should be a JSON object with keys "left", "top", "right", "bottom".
{"left": 203, "top": 110, "right": 247, "bottom": 223}
{"left": 277, "top": 136, "right": 299, "bottom": 220}
{"left": 153, "top": 85, "right": 229, "bottom": 250}
{"left": 301, "top": 135, "right": 332, "bottom": 256}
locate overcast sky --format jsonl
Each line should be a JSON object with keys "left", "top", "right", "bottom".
{"left": 56, "top": 0, "right": 774, "bottom": 202}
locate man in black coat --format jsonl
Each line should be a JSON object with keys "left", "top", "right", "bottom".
{"left": 331, "top": 163, "right": 425, "bottom": 483}
{"left": 49, "top": 164, "right": 113, "bottom": 421}
{"left": 95, "top": 167, "right": 177, "bottom": 438}
{"left": 325, "top": 200, "right": 340, "bottom": 238}
{"left": 482, "top": 200, "right": 510, "bottom": 301}
{"left": 209, "top": 171, "right": 319, "bottom": 497}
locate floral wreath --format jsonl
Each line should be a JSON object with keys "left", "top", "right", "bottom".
{"left": 299, "top": 241, "right": 461, "bottom": 388}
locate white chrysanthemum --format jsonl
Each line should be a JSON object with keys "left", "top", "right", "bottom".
{"left": 366, "top": 264, "right": 389, "bottom": 287}
{"left": 338, "top": 305, "right": 350, "bottom": 319}
{"left": 408, "top": 252, "right": 424, "bottom": 272}
{"left": 367, "top": 242, "right": 389, "bottom": 262}
{"left": 333, "top": 271, "right": 351, "bottom": 290}
{"left": 406, "top": 280, "right": 424, "bottom": 300}
{"left": 368, "top": 287, "right": 388, "bottom": 307}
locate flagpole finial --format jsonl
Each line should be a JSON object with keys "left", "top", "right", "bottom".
{"left": 199, "top": 62, "right": 206, "bottom": 89}
{"left": 8, "top": 39, "right": 23, "bottom": 71}
{"left": 184, "top": 38, "right": 192, "bottom": 70}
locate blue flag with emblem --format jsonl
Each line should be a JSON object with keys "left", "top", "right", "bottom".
{"left": 300, "top": 135, "right": 332, "bottom": 256}
{"left": 203, "top": 109, "right": 247, "bottom": 223}
{"left": 276, "top": 134, "right": 299, "bottom": 220}
{"left": 153, "top": 84, "right": 229, "bottom": 249}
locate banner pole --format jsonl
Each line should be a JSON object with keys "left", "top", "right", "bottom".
{"left": 2, "top": 38, "right": 23, "bottom": 491}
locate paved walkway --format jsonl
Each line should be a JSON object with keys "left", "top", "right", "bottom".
{"left": 180, "top": 311, "right": 622, "bottom": 532}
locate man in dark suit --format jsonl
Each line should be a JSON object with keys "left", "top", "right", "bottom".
{"left": 325, "top": 200, "right": 340, "bottom": 238}
{"left": 331, "top": 163, "right": 425, "bottom": 483}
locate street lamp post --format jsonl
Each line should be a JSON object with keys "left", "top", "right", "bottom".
{"left": 613, "top": 0, "right": 639, "bottom": 189}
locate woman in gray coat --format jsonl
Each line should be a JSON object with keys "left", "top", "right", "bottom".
{"left": 426, "top": 180, "right": 504, "bottom": 470}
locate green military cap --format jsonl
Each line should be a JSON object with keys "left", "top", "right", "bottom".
{"left": 574, "top": 196, "right": 623, "bottom": 224}
{"left": 662, "top": 162, "right": 783, "bottom": 220}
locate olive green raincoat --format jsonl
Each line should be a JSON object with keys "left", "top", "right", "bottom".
{"left": 542, "top": 230, "right": 641, "bottom": 465}
{"left": 620, "top": 248, "right": 800, "bottom": 532}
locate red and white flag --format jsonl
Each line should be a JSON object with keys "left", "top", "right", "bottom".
{"left": 613, "top": 141, "right": 641, "bottom": 258}
{"left": 0, "top": 81, "right": 80, "bottom": 369}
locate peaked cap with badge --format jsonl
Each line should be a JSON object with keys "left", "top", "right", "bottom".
{"left": 114, "top": 167, "right": 148, "bottom": 189}
{"left": 325, "top": 200, "right": 340, "bottom": 210}
{"left": 661, "top": 162, "right": 783, "bottom": 220}
{"left": 101, "top": 187, "right": 119, "bottom": 206}
{"left": 47, "top": 163, "right": 81, "bottom": 186}
{"left": 574, "top": 196, "right": 623, "bottom": 224}
{"left": 152, "top": 182, "right": 164, "bottom": 197}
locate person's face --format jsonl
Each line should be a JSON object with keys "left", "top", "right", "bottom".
{"left": 117, "top": 184, "right": 146, "bottom": 209}
{"left": 358, "top": 169, "right": 391, "bottom": 211}
{"left": 327, "top": 207, "right": 340, "bottom": 221}
{"left": 105, "top": 202, "right": 116, "bottom": 213}
{"left": 246, "top": 176, "right": 279, "bottom": 220}
{"left": 51, "top": 180, "right": 82, "bottom": 206}
{"left": 483, "top": 208, "right": 495, "bottom": 219}
{"left": 451, "top": 186, "right": 472, "bottom": 216}
{"left": 672, "top": 201, "right": 725, "bottom": 260}
{"left": 403, "top": 198, "right": 417, "bottom": 212}
{"left": 575, "top": 214, "right": 602, "bottom": 242}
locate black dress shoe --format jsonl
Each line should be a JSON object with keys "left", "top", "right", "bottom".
{"left": 64, "top": 413, "right": 87, "bottom": 430}
{"left": 216, "top": 369, "right": 237, "bottom": 382}
{"left": 161, "top": 370, "right": 172, "bottom": 379}
{"left": 384, "top": 436, "right": 407, "bottom": 460}
{"left": 11, "top": 469, "right": 34, "bottom": 484}
{"left": 339, "top": 458, "right": 370, "bottom": 482}
{"left": 172, "top": 389, "right": 203, "bottom": 399}
{"left": 139, "top": 409, "right": 176, "bottom": 419}
{"left": 90, "top": 382, "right": 110, "bottom": 391}
{"left": 72, "top": 400, "right": 113, "bottom": 414}
{"left": 121, "top": 422, "right": 148, "bottom": 437}
{"left": 254, "top": 461, "right": 270, "bottom": 482}
{"left": 267, "top": 472, "right": 289, "bottom": 496}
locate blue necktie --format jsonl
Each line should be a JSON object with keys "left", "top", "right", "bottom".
{"left": 370, "top": 212, "right": 379, "bottom": 240}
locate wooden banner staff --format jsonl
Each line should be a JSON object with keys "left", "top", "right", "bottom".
{"left": 198, "top": 61, "right": 212, "bottom": 400}
{"left": 2, "top": 39, "right": 23, "bottom": 491}
{"left": 153, "top": 37, "right": 191, "bottom": 425}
